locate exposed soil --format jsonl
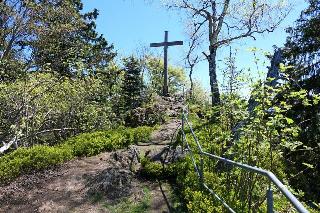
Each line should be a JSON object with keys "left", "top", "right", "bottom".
{"left": 0, "top": 96, "right": 183, "bottom": 213}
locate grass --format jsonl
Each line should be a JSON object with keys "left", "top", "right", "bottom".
{"left": 104, "top": 187, "right": 151, "bottom": 213}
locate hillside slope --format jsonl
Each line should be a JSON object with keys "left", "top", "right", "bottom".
{"left": 0, "top": 96, "right": 183, "bottom": 213}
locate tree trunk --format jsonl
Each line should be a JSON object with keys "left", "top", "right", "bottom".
{"left": 208, "top": 48, "right": 220, "bottom": 106}
{"left": 189, "top": 67, "right": 194, "bottom": 99}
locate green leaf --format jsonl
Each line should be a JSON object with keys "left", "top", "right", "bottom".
{"left": 285, "top": 117, "right": 294, "bottom": 124}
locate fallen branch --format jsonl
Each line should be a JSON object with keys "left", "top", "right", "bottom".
{"left": 0, "top": 128, "right": 76, "bottom": 155}
{"left": 0, "top": 136, "right": 19, "bottom": 154}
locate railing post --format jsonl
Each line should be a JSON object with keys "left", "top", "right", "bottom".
{"left": 181, "top": 111, "right": 185, "bottom": 153}
{"left": 182, "top": 86, "right": 185, "bottom": 102}
{"left": 267, "top": 187, "right": 274, "bottom": 213}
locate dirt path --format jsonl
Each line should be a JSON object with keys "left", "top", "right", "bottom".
{"left": 0, "top": 97, "right": 183, "bottom": 213}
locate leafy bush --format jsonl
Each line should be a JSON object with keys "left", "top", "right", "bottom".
{"left": 144, "top": 56, "right": 187, "bottom": 95}
{"left": 124, "top": 104, "right": 166, "bottom": 127}
{"left": 0, "top": 126, "right": 154, "bottom": 184}
{"left": 131, "top": 126, "right": 155, "bottom": 143}
{"left": 170, "top": 86, "right": 319, "bottom": 212}
{"left": 0, "top": 72, "right": 118, "bottom": 148}
{"left": 66, "top": 126, "right": 154, "bottom": 157}
{"left": 140, "top": 157, "right": 164, "bottom": 178}
{"left": 0, "top": 145, "right": 73, "bottom": 183}
{"left": 184, "top": 189, "right": 221, "bottom": 213}
{"left": 140, "top": 155, "right": 188, "bottom": 180}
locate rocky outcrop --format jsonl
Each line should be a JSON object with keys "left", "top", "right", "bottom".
{"left": 125, "top": 95, "right": 183, "bottom": 127}
{"left": 87, "top": 168, "right": 133, "bottom": 200}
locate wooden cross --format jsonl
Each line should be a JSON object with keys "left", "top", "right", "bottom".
{"left": 150, "top": 31, "right": 183, "bottom": 96}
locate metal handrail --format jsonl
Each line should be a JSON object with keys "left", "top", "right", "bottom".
{"left": 180, "top": 107, "right": 309, "bottom": 213}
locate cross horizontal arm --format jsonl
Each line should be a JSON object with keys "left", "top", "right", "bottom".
{"left": 150, "top": 41, "right": 184, "bottom": 47}
{"left": 168, "top": 41, "right": 184, "bottom": 46}
{"left": 150, "top": 43, "right": 165, "bottom": 47}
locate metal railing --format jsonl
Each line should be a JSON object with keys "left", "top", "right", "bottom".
{"left": 180, "top": 107, "right": 309, "bottom": 213}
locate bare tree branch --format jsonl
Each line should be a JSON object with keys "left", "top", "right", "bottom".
{"left": 163, "top": 0, "right": 291, "bottom": 106}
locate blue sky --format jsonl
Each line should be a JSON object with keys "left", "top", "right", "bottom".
{"left": 82, "top": 0, "right": 307, "bottom": 93}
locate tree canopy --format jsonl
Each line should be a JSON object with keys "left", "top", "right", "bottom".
{"left": 282, "top": 0, "right": 320, "bottom": 201}
{"left": 0, "top": 0, "right": 319, "bottom": 211}
{"left": 0, "top": 0, "right": 116, "bottom": 80}
{"left": 162, "top": 0, "right": 290, "bottom": 106}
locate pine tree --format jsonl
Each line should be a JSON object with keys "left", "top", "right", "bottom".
{"left": 284, "top": 0, "right": 319, "bottom": 84}
{"left": 282, "top": 0, "right": 320, "bottom": 202}
{"left": 0, "top": 0, "right": 116, "bottom": 80}
{"left": 121, "top": 56, "right": 143, "bottom": 111}
{"left": 32, "top": 1, "right": 116, "bottom": 77}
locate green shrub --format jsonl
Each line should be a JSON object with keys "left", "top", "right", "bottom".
{"left": 140, "top": 156, "right": 187, "bottom": 180}
{"left": 64, "top": 126, "right": 154, "bottom": 157}
{"left": 140, "top": 157, "right": 164, "bottom": 178}
{"left": 0, "top": 73, "right": 117, "bottom": 147}
{"left": 0, "top": 145, "right": 73, "bottom": 183}
{"left": 173, "top": 102, "right": 315, "bottom": 212}
{"left": 0, "top": 126, "right": 154, "bottom": 184}
{"left": 104, "top": 187, "right": 151, "bottom": 212}
{"left": 185, "top": 189, "right": 220, "bottom": 213}
{"left": 66, "top": 131, "right": 111, "bottom": 157}
{"left": 131, "top": 126, "right": 154, "bottom": 143}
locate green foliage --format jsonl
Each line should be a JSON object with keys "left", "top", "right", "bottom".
{"left": 66, "top": 126, "right": 154, "bottom": 157}
{"left": 121, "top": 56, "right": 144, "bottom": 112}
{"left": 0, "top": 145, "right": 73, "bottom": 183}
{"left": 0, "top": 126, "right": 154, "bottom": 183}
{"left": 0, "top": 73, "right": 118, "bottom": 146}
{"left": 140, "top": 157, "right": 164, "bottom": 178}
{"left": 0, "top": 0, "right": 116, "bottom": 80}
{"left": 66, "top": 127, "right": 153, "bottom": 157}
{"left": 184, "top": 189, "right": 221, "bottom": 213}
{"left": 144, "top": 56, "right": 187, "bottom": 95}
{"left": 104, "top": 187, "right": 151, "bottom": 213}
{"left": 187, "top": 81, "right": 210, "bottom": 106}
{"left": 140, "top": 156, "right": 187, "bottom": 180}
{"left": 282, "top": 0, "right": 320, "bottom": 201}
{"left": 131, "top": 126, "right": 155, "bottom": 143}
{"left": 0, "top": 0, "right": 120, "bottom": 149}
{"left": 284, "top": 0, "right": 319, "bottom": 80}
{"left": 172, "top": 81, "right": 318, "bottom": 212}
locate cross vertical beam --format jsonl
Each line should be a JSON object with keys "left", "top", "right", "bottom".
{"left": 163, "top": 31, "right": 169, "bottom": 96}
{"left": 150, "top": 31, "right": 183, "bottom": 96}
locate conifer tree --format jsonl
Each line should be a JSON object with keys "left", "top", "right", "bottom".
{"left": 0, "top": 0, "right": 116, "bottom": 80}
{"left": 282, "top": 0, "right": 320, "bottom": 201}
{"left": 121, "top": 56, "right": 143, "bottom": 111}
